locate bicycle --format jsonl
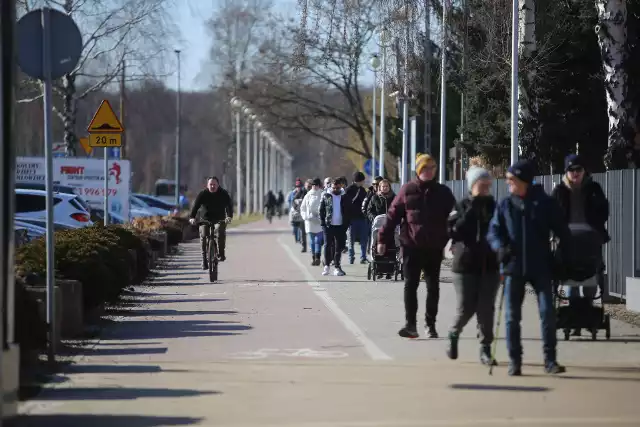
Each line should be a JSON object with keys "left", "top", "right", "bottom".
{"left": 198, "top": 219, "right": 224, "bottom": 282}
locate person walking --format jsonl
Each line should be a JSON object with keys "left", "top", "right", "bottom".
{"left": 487, "top": 159, "right": 571, "bottom": 376}
{"left": 550, "top": 154, "right": 609, "bottom": 337}
{"left": 289, "top": 182, "right": 307, "bottom": 252}
{"left": 446, "top": 166, "right": 500, "bottom": 366}
{"left": 288, "top": 179, "right": 304, "bottom": 242}
{"left": 264, "top": 190, "right": 277, "bottom": 222}
{"left": 320, "top": 177, "right": 351, "bottom": 276}
{"left": 276, "top": 190, "right": 285, "bottom": 218}
{"left": 378, "top": 154, "right": 456, "bottom": 339}
{"left": 366, "top": 178, "right": 395, "bottom": 223}
{"left": 300, "top": 178, "right": 325, "bottom": 266}
{"left": 345, "top": 172, "right": 369, "bottom": 264}
{"left": 362, "top": 175, "right": 383, "bottom": 217}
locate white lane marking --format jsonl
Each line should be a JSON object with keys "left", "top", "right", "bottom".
{"left": 238, "top": 282, "right": 298, "bottom": 288}
{"left": 192, "top": 292, "right": 226, "bottom": 296}
{"left": 223, "top": 418, "right": 640, "bottom": 427}
{"left": 278, "top": 236, "right": 392, "bottom": 361}
{"left": 228, "top": 348, "right": 349, "bottom": 360}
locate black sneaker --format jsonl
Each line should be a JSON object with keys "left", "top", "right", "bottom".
{"left": 201, "top": 261, "right": 208, "bottom": 270}
{"left": 218, "top": 254, "right": 226, "bottom": 262}
{"left": 544, "top": 361, "right": 566, "bottom": 375}
{"left": 446, "top": 332, "right": 459, "bottom": 360}
{"left": 480, "top": 346, "right": 497, "bottom": 366}
{"left": 349, "top": 258, "right": 355, "bottom": 265}
{"left": 360, "top": 259, "right": 368, "bottom": 264}
{"left": 571, "top": 328, "right": 581, "bottom": 337}
{"left": 508, "top": 362, "right": 522, "bottom": 376}
{"left": 398, "top": 326, "right": 419, "bottom": 339}
{"left": 426, "top": 325, "right": 438, "bottom": 339}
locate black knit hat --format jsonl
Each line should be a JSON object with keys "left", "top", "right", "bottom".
{"left": 353, "top": 171, "right": 365, "bottom": 182}
{"left": 507, "top": 159, "right": 535, "bottom": 184}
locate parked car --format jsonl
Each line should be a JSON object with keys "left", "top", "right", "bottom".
{"left": 133, "top": 193, "right": 176, "bottom": 211}
{"left": 130, "top": 195, "right": 168, "bottom": 217}
{"left": 15, "top": 182, "right": 92, "bottom": 214}
{"left": 14, "top": 220, "right": 46, "bottom": 241}
{"left": 132, "top": 193, "right": 175, "bottom": 215}
{"left": 15, "top": 218, "right": 75, "bottom": 231}
{"left": 90, "top": 208, "right": 126, "bottom": 225}
{"left": 16, "top": 189, "right": 93, "bottom": 228}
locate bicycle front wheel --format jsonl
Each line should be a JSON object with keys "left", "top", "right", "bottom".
{"left": 209, "top": 232, "right": 218, "bottom": 282}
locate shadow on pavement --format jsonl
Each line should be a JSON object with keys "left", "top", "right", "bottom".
{"left": 116, "top": 298, "right": 228, "bottom": 305}
{"left": 8, "top": 414, "right": 203, "bottom": 427}
{"left": 150, "top": 277, "right": 204, "bottom": 283}
{"left": 63, "top": 364, "right": 191, "bottom": 374}
{"left": 100, "top": 319, "right": 251, "bottom": 340}
{"left": 28, "top": 386, "right": 219, "bottom": 400}
{"left": 450, "top": 383, "right": 551, "bottom": 392}
{"left": 226, "top": 229, "right": 289, "bottom": 235}
{"left": 78, "top": 346, "right": 169, "bottom": 356}
{"left": 107, "top": 309, "right": 238, "bottom": 317}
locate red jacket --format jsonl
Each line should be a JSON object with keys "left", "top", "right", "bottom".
{"left": 379, "top": 178, "right": 456, "bottom": 250}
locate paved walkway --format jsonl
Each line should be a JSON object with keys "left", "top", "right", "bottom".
{"left": 14, "top": 218, "right": 640, "bottom": 426}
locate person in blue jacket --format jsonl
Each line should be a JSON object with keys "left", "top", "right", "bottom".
{"left": 487, "top": 159, "right": 571, "bottom": 376}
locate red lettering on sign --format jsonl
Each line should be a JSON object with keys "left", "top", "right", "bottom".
{"left": 60, "top": 166, "right": 85, "bottom": 175}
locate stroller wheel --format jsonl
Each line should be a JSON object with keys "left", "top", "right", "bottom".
{"left": 563, "top": 329, "right": 571, "bottom": 341}
{"left": 367, "top": 264, "right": 372, "bottom": 280}
{"left": 605, "top": 315, "right": 611, "bottom": 340}
{"left": 591, "top": 328, "right": 598, "bottom": 341}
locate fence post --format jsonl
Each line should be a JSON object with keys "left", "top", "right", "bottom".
{"left": 633, "top": 168, "right": 638, "bottom": 277}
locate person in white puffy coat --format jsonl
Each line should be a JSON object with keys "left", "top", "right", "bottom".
{"left": 300, "top": 178, "right": 325, "bottom": 266}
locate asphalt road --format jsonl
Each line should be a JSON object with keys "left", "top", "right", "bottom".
{"left": 14, "top": 218, "right": 640, "bottom": 427}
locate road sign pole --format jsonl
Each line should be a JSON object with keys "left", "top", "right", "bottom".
{"left": 41, "top": 7, "right": 57, "bottom": 368}
{"left": 104, "top": 147, "right": 109, "bottom": 226}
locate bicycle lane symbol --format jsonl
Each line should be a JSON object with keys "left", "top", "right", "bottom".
{"left": 228, "top": 348, "right": 350, "bottom": 360}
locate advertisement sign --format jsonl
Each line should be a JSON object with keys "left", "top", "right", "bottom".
{"left": 16, "top": 157, "right": 131, "bottom": 219}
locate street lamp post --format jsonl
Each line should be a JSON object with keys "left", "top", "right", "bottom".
{"left": 241, "top": 106, "right": 252, "bottom": 215}
{"left": 230, "top": 97, "right": 243, "bottom": 216}
{"left": 377, "top": 29, "right": 391, "bottom": 178}
{"left": 174, "top": 49, "right": 181, "bottom": 208}
{"left": 246, "top": 114, "right": 254, "bottom": 214}
{"left": 438, "top": 1, "right": 448, "bottom": 183}
{"left": 253, "top": 121, "right": 261, "bottom": 214}
{"left": 510, "top": 0, "right": 519, "bottom": 164}
{"left": 369, "top": 54, "right": 381, "bottom": 179}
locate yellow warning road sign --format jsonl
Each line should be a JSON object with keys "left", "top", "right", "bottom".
{"left": 87, "top": 100, "right": 124, "bottom": 133}
{"left": 89, "top": 133, "right": 122, "bottom": 147}
{"left": 79, "top": 137, "right": 93, "bottom": 155}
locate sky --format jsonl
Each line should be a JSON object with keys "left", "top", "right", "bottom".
{"left": 166, "top": 0, "right": 301, "bottom": 92}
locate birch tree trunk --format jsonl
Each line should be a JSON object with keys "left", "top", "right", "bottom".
{"left": 595, "top": 0, "right": 632, "bottom": 169}
{"left": 517, "top": 0, "right": 539, "bottom": 163}
{"left": 63, "top": 73, "right": 78, "bottom": 156}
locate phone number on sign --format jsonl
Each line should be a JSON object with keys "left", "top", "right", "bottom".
{"left": 81, "top": 187, "right": 118, "bottom": 197}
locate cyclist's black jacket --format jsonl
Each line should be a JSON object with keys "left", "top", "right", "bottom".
{"left": 190, "top": 188, "right": 233, "bottom": 222}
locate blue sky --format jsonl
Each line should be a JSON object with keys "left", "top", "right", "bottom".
{"left": 166, "top": 0, "right": 383, "bottom": 92}
{"left": 167, "top": 0, "right": 300, "bottom": 92}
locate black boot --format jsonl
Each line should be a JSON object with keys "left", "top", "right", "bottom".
{"left": 398, "top": 324, "right": 419, "bottom": 339}
{"left": 426, "top": 324, "right": 439, "bottom": 339}
{"left": 446, "top": 332, "right": 459, "bottom": 360}
{"left": 201, "top": 256, "right": 208, "bottom": 270}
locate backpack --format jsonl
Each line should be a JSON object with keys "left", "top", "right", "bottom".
{"left": 289, "top": 198, "right": 303, "bottom": 223}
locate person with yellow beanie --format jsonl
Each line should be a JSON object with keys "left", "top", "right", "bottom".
{"left": 378, "top": 152, "right": 456, "bottom": 339}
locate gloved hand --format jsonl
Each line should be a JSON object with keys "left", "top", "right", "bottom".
{"left": 497, "top": 246, "right": 512, "bottom": 264}
{"left": 189, "top": 218, "right": 196, "bottom": 226}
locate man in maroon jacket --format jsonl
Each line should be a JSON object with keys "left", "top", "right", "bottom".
{"left": 378, "top": 154, "right": 456, "bottom": 339}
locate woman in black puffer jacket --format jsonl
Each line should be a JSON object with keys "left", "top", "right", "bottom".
{"left": 366, "top": 179, "right": 396, "bottom": 223}
{"left": 446, "top": 166, "right": 500, "bottom": 367}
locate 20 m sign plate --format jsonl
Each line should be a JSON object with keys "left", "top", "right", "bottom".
{"left": 89, "top": 133, "right": 122, "bottom": 147}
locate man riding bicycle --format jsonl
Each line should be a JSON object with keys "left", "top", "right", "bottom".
{"left": 189, "top": 176, "right": 233, "bottom": 269}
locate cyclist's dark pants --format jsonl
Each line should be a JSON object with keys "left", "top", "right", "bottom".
{"left": 199, "top": 222, "right": 227, "bottom": 260}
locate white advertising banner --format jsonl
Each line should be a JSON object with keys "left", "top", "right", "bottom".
{"left": 16, "top": 157, "right": 131, "bottom": 219}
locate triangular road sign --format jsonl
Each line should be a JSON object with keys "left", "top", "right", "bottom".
{"left": 87, "top": 99, "right": 124, "bottom": 133}
{"left": 79, "top": 137, "right": 93, "bottom": 156}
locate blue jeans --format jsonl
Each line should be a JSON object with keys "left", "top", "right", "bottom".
{"left": 348, "top": 218, "right": 369, "bottom": 261}
{"left": 504, "top": 275, "right": 557, "bottom": 365}
{"left": 308, "top": 232, "right": 324, "bottom": 255}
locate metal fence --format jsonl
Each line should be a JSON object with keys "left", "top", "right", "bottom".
{"left": 445, "top": 169, "right": 640, "bottom": 299}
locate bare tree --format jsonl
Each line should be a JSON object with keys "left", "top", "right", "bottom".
{"left": 16, "top": 0, "right": 178, "bottom": 155}
{"left": 247, "top": 0, "right": 382, "bottom": 157}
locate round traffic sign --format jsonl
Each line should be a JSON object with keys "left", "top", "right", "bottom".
{"left": 17, "top": 8, "right": 83, "bottom": 80}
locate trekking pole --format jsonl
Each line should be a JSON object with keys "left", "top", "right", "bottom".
{"left": 489, "top": 276, "right": 505, "bottom": 376}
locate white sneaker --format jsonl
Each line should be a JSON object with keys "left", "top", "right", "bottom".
{"left": 333, "top": 267, "right": 346, "bottom": 276}
{"left": 322, "top": 266, "right": 330, "bottom": 276}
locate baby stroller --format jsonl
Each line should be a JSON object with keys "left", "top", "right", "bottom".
{"left": 554, "top": 224, "right": 611, "bottom": 341}
{"left": 367, "top": 214, "right": 403, "bottom": 281}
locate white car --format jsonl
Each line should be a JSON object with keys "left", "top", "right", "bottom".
{"left": 130, "top": 195, "right": 169, "bottom": 217}
{"left": 16, "top": 189, "right": 93, "bottom": 228}
{"left": 15, "top": 221, "right": 46, "bottom": 241}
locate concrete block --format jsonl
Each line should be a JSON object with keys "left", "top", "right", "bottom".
{"left": 2, "top": 343, "right": 20, "bottom": 418}
{"left": 56, "top": 280, "right": 84, "bottom": 338}
{"left": 23, "top": 285, "right": 62, "bottom": 349}
{"left": 625, "top": 277, "right": 640, "bottom": 312}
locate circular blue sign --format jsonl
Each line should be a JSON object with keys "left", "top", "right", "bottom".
{"left": 364, "top": 158, "right": 380, "bottom": 177}
{"left": 17, "top": 8, "right": 83, "bottom": 80}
